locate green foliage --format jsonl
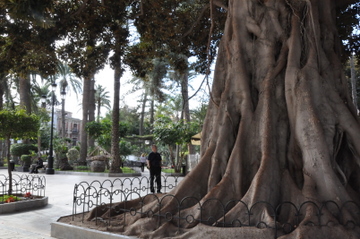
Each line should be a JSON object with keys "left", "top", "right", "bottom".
{"left": 191, "top": 102, "right": 208, "bottom": 128}
{"left": 162, "top": 168, "right": 175, "bottom": 174}
{"left": 119, "top": 106, "right": 140, "bottom": 135}
{"left": 0, "top": 195, "right": 19, "bottom": 202}
{"left": 337, "top": 3, "right": 360, "bottom": 61}
{"left": 0, "top": 109, "right": 40, "bottom": 140}
{"left": 0, "top": 1, "right": 58, "bottom": 78}
{"left": 86, "top": 118, "right": 131, "bottom": 151}
{"left": 119, "top": 140, "right": 132, "bottom": 158}
{"left": 20, "top": 155, "right": 32, "bottom": 166}
{"left": 39, "top": 124, "right": 51, "bottom": 149}
{"left": 126, "top": 0, "right": 225, "bottom": 76}
{"left": 10, "top": 144, "right": 38, "bottom": 157}
{"left": 74, "top": 165, "right": 89, "bottom": 171}
{"left": 53, "top": 137, "right": 68, "bottom": 160}
{"left": 86, "top": 121, "right": 107, "bottom": 139}
{"left": 153, "top": 116, "right": 200, "bottom": 146}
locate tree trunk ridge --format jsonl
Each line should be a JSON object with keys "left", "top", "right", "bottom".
{"left": 84, "top": 0, "right": 360, "bottom": 238}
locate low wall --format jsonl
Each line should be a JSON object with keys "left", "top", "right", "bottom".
{"left": 0, "top": 196, "right": 48, "bottom": 214}
{"left": 51, "top": 221, "right": 138, "bottom": 239}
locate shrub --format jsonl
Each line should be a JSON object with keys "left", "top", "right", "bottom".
{"left": 21, "top": 155, "right": 32, "bottom": 167}
{"left": 67, "top": 147, "right": 80, "bottom": 164}
{"left": 10, "top": 143, "right": 38, "bottom": 157}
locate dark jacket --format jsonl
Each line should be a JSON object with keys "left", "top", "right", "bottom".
{"left": 37, "top": 158, "right": 44, "bottom": 167}
{"left": 148, "top": 152, "right": 162, "bottom": 168}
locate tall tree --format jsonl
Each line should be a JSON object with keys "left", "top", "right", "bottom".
{"left": 98, "top": 0, "right": 132, "bottom": 174}
{"left": 56, "top": 0, "right": 111, "bottom": 164}
{"left": 0, "top": 109, "right": 39, "bottom": 194}
{"left": 0, "top": 1, "right": 58, "bottom": 114}
{"left": 88, "top": 1, "right": 360, "bottom": 238}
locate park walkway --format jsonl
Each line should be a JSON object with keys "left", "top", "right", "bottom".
{"left": 0, "top": 168, "right": 181, "bottom": 239}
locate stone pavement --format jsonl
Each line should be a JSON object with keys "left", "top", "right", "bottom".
{"left": 0, "top": 168, "right": 177, "bottom": 239}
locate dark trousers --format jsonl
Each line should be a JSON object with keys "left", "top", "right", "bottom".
{"left": 30, "top": 165, "right": 43, "bottom": 173}
{"left": 150, "top": 167, "right": 161, "bottom": 193}
{"left": 141, "top": 163, "right": 145, "bottom": 172}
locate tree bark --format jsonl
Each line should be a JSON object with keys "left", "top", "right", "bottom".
{"left": 139, "top": 89, "right": 148, "bottom": 136}
{"left": 19, "top": 76, "right": 31, "bottom": 113}
{"left": 79, "top": 76, "right": 90, "bottom": 164}
{"left": 96, "top": 96, "right": 101, "bottom": 122}
{"left": 350, "top": 54, "right": 358, "bottom": 110}
{"left": 150, "top": 94, "right": 155, "bottom": 125}
{"left": 180, "top": 69, "right": 195, "bottom": 155}
{"left": 87, "top": 0, "right": 360, "bottom": 238}
{"left": 109, "top": 50, "right": 122, "bottom": 173}
{"left": 88, "top": 77, "right": 96, "bottom": 148}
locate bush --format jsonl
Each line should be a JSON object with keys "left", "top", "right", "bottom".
{"left": 10, "top": 143, "right": 38, "bottom": 157}
{"left": 21, "top": 155, "right": 32, "bottom": 167}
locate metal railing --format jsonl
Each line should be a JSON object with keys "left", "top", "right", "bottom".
{"left": 72, "top": 175, "right": 181, "bottom": 215}
{"left": 71, "top": 176, "right": 360, "bottom": 238}
{"left": 0, "top": 174, "right": 46, "bottom": 203}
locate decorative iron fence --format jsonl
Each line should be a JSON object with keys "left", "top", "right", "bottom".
{"left": 72, "top": 175, "right": 181, "bottom": 215}
{"left": 71, "top": 177, "right": 360, "bottom": 238}
{"left": 0, "top": 174, "right": 46, "bottom": 203}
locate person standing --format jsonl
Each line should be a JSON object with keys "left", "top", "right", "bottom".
{"left": 147, "top": 145, "right": 162, "bottom": 193}
{"left": 139, "top": 153, "right": 147, "bottom": 172}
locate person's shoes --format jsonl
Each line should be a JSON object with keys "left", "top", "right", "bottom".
{"left": 157, "top": 191, "right": 162, "bottom": 193}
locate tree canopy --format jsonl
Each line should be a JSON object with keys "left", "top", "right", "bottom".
{"left": 0, "top": 108, "right": 39, "bottom": 194}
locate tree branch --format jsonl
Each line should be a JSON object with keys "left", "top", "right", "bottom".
{"left": 183, "top": 4, "right": 210, "bottom": 38}
{"left": 183, "top": 0, "right": 227, "bottom": 38}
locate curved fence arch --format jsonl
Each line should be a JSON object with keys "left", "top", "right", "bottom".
{"left": 71, "top": 176, "right": 360, "bottom": 238}
{"left": 0, "top": 174, "right": 46, "bottom": 203}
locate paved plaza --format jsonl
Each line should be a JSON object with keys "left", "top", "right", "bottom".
{"left": 0, "top": 168, "right": 182, "bottom": 239}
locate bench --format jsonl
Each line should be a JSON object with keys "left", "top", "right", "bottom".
{"left": 37, "top": 162, "right": 48, "bottom": 173}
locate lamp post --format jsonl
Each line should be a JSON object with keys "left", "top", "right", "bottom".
{"left": 41, "top": 82, "right": 57, "bottom": 175}
{"left": 60, "top": 88, "right": 66, "bottom": 138}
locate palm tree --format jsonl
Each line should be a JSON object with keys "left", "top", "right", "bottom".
{"left": 94, "top": 84, "right": 111, "bottom": 121}
{"left": 155, "top": 95, "right": 183, "bottom": 121}
{"left": 55, "top": 62, "right": 82, "bottom": 98}
{"left": 55, "top": 62, "right": 83, "bottom": 138}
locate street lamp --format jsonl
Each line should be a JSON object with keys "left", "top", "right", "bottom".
{"left": 60, "top": 88, "right": 66, "bottom": 138}
{"left": 41, "top": 82, "right": 57, "bottom": 175}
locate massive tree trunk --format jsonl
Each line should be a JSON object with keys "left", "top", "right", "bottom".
{"left": 86, "top": 0, "right": 360, "bottom": 238}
